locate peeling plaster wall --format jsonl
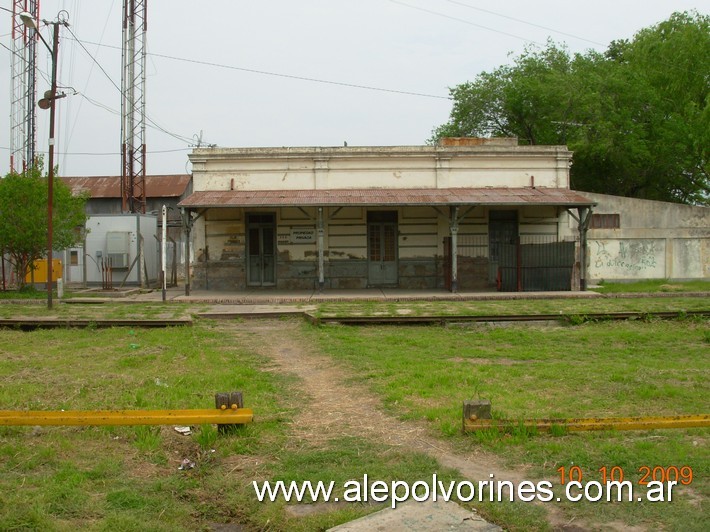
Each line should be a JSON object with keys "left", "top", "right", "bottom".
{"left": 186, "top": 144, "right": 579, "bottom": 290}
{"left": 189, "top": 204, "right": 570, "bottom": 290}
{"left": 189, "top": 145, "right": 572, "bottom": 192}
{"left": 579, "top": 193, "right": 710, "bottom": 281}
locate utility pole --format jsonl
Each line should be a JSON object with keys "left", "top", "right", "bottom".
{"left": 19, "top": 11, "right": 68, "bottom": 309}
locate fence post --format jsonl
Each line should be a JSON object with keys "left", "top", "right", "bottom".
{"left": 463, "top": 399, "right": 492, "bottom": 431}
{"left": 215, "top": 391, "right": 244, "bottom": 434}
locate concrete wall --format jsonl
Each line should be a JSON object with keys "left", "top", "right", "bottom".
{"left": 189, "top": 144, "right": 572, "bottom": 192}
{"left": 577, "top": 193, "right": 710, "bottom": 281}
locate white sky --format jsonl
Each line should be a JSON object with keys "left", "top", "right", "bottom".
{"left": 1, "top": 0, "right": 707, "bottom": 177}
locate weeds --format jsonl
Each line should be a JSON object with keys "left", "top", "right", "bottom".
{"left": 194, "top": 424, "right": 219, "bottom": 451}
{"left": 133, "top": 425, "right": 161, "bottom": 453}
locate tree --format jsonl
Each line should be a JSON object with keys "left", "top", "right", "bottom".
{"left": 0, "top": 162, "right": 88, "bottom": 287}
{"left": 431, "top": 11, "right": 709, "bottom": 205}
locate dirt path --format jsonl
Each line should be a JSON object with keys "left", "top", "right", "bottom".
{"left": 222, "top": 319, "right": 582, "bottom": 530}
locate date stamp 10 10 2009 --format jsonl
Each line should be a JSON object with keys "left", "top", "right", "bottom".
{"left": 557, "top": 465, "right": 694, "bottom": 486}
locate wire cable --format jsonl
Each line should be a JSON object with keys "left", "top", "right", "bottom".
{"left": 387, "top": 0, "right": 546, "bottom": 46}
{"left": 63, "top": 26, "right": 202, "bottom": 146}
{"left": 439, "top": 0, "right": 606, "bottom": 47}
{"left": 0, "top": 144, "right": 190, "bottom": 156}
{"left": 64, "top": 36, "right": 452, "bottom": 101}
{"left": 63, "top": 0, "right": 117, "bottom": 167}
{"left": 77, "top": 92, "right": 199, "bottom": 145}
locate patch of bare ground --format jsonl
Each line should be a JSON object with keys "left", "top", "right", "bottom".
{"left": 216, "top": 319, "right": 591, "bottom": 530}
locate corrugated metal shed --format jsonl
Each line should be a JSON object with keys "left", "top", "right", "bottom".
{"left": 61, "top": 175, "right": 190, "bottom": 198}
{"left": 178, "top": 187, "right": 595, "bottom": 208}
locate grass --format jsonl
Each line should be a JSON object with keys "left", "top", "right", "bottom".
{"left": 0, "top": 323, "right": 294, "bottom": 530}
{"left": 0, "top": 285, "right": 53, "bottom": 299}
{"left": 307, "top": 319, "right": 710, "bottom": 530}
{"left": 316, "top": 295, "right": 709, "bottom": 319}
{"left": 0, "top": 320, "right": 544, "bottom": 530}
{"left": 0, "top": 301, "right": 194, "bottom": 320}
{"left": 0, "top": 298, "right": 708, "bottom": 530}
{"left": 591, "top": 279, "right": 710, "bottom": 293}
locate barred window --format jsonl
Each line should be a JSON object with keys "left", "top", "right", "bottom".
{"left": 589, "top": 213, "right": 620, "bottom": 229}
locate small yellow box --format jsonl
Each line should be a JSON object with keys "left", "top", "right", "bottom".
{"left": 25, "top": 259, "right": 62, "bottom": 283}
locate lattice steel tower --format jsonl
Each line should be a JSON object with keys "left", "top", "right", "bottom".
{"left": 120, "top": 0, "right": 147, "bottom": 213}
{"left": 9, "top": 0, "right": 39, "bottom": 173}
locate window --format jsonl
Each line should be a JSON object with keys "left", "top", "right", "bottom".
{"left": 70, "top": 250, "right": 79, "bottom": 266}
{"left": 590, "top": 213, "right": 620, "bottom": 229}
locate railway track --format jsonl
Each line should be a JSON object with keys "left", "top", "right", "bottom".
{"left": 0, "top": 317, "right": 192, "bottom": 330}
{"left": 310, "top": 310, "right": 710, "bottom": 325}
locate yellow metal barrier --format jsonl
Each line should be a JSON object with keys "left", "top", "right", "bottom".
{"left": 0, "top": 407, "right": 253, "bottom": 427}
{"left": 464, "top": 414, "right": 710, "bottom": 433}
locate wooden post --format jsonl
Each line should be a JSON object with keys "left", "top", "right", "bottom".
{"left": 450, "top": 206, "right": 459, "bottom": 293}
{"left": 215, "top": 391, "right": 244, "bottom": 434}
{"left": 182, "top": 208, "right": 192, "bottom": 296}
{"left": 317, "top": 207, "right": 325, "bottom": 291}
{"left": 463, "top": 399, "right": 492, "bottom": 431}
{"left": 577, "top": 207, "right": 592, "bottom": 291}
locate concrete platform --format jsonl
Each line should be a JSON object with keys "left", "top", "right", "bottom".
{"left": 127, "top": 287, "right": 602, "bottom": 304}
{"left": 327, "top": 500, "right": 500, "bottom": 531}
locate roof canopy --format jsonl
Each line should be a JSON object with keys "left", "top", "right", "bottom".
{"left": 61, "top": 175, "right": 190, "bottom": 199}
{"left": 179, "top": 187, "right": 595, "bottom": 208}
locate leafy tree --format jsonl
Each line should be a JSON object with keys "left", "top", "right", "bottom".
{"left": 0, "top": 162, "right": 88, "bottom": 287}
{"left": 431, "top": 11, "right": 709, "bottom": 205}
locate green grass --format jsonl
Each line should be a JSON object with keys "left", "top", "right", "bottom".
{"left": 1, "top": 300, "right": 708, "bottom": 530}
{"left": 591, "top": 279, "right": 710, "bottom": 293}
{"left": 0, "top": 301, "right": 194, "bottom": 320}
{"left": 0, "top": 285, "right": 52, "bottom": 299}
{"left": 0, "top": 324, "right": 297, "bottom": 530}
{"left": 316, "top": 295, "right": 709, "bottom": 318}
{"left": 308, "top": 319, "right": 710, "bottom": 530}
{"left": 0, "top": 320, "right": 547, "bottom": 531}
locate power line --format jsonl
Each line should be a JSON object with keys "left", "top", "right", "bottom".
{"left": 65, "top": 26, "right": 121, "bottom": 93}
{"left": 63, "top": 0, "right": 118, "bottom": 167}
{"left": 65, "top": 36, "right": 452, "bottom": 101}
{"left": 390, "top": 0, "right": 699, "bottom": 77}
{"left": 0, "top": 41, "right": 15, "bottom": 54}
{"left": 438, "top": 0, "right": 606, "bottom": 47}
{"left": 0, "top": 144, "right": 190, "bottom": 156}
{"left": 63, "top": 26, "right": 200, "bottom": 146}
{"left": 387, "top": 0, "right": 546, "bottom": 47}
{"left": 77, "top": 92, "right": 195, "bottom": 143}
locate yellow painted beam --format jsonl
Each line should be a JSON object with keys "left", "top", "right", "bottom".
{"left": 0, "top": 408, "right": 253, "bottom": 427}
{"left": 464, "top": 414, "right": 710, "bottom": 433}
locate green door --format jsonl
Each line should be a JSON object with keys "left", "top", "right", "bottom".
{"left": 247, "top": 214, "right": 276, "bottom": 286}
{"left": 367, "top": 211, "right": 398, "bottom": 286}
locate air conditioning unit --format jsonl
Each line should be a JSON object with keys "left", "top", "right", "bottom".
{"left": 107, "top": 252, "right": 129, "bottom": 269}
{"left": 106, "top": 232, "right": 131, "bottom": 269}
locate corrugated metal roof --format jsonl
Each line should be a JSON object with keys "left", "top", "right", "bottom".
{"left": 61, "top": 175, "right": 190, "bottom": 198}
{"left": 178, "top": 187, "right": 596, "bottom": 208}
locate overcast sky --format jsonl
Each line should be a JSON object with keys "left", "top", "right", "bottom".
{"left": 1, "top": 0, "right": 706, "bottom": 177}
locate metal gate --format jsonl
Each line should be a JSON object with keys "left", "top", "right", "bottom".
{"left": 498, "top": 240, "right": 575, "bottom": 291}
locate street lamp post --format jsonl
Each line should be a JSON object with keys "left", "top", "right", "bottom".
{"left": 19, "top": 12, "right": 67, "bottom": 310}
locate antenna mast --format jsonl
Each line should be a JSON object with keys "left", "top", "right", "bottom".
{"left": 120, "top": 0, "right": 147, "bottom": 213}
{"left": 10, "top": 0, "right": 39, "bottom": 173}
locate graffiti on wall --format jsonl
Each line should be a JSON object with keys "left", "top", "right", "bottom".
{"left": 591, "top": 239, "right": 664, "bottom": 278}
